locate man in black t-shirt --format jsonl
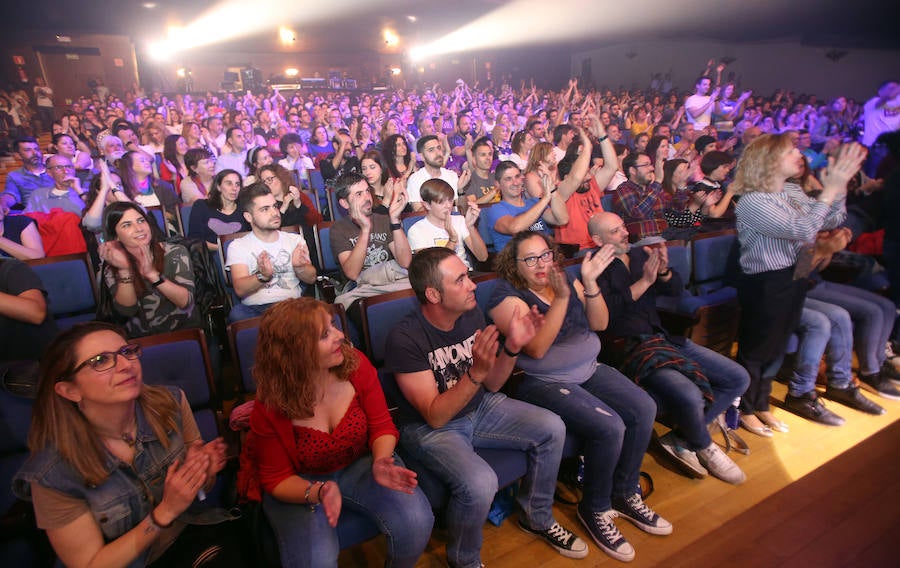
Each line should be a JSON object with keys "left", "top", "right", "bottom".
{"left": 385, "top": 247, "right": 588, "bottom": 567}
{"left": 0, "top": 259, "right": 58, "bottom": 361}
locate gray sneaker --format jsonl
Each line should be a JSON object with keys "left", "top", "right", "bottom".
{"left": 696, "top": 442, "right": 747, "bottom": 485}
{"left": 657, "top": 432, "right": 707, "bottom": 478}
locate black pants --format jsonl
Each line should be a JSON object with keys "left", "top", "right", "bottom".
{"left": 736, "top": 266, "right": 808, "bottom": 412}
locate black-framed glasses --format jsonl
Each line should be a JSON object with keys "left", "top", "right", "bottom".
{"left": 517, "top": 250, "right": 555, "bottom": 267}
{"left": 66, "top": 344, "right": 142, "bottom": 379}
{"left": 261, "top": 176, "right": 277, "bottom": 185}
{"left": 634, "top": 162, "right": 653, "bottom": 169}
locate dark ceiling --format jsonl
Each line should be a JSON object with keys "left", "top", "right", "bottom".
{"left": 3, "top": 0, "right": 898, "bottom": 54}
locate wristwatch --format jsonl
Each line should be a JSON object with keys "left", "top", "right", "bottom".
{"left": 256, "top": 272, "right": 273, "bottom": 283}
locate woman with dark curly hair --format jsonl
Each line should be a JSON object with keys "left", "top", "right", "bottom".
{"left": 241, "top": 298, "right": 433, "bottom": 568}
{"left": 487, "top": 231, "right": 665, "bottom": 562}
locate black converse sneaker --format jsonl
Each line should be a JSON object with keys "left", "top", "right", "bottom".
{"left": 517, "top": 519, "right": 588, "bottom": 559}
{"left": 612, "top": 493, "right": 673, "bottom": 535}
{"left": 577, "top": 509, "right": 635, "bottom": 562}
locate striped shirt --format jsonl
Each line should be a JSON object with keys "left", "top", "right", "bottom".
{"left": 735, "top": 183, "right": 846, "bottom": 275}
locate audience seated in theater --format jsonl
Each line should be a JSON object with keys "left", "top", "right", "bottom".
{"left": 0, "top": 202, "right": 45, "bottom": 260}
{"left": 407, "top": 179, "right": 488, "bottom": 270}
{"left": 241, "top": 298, "right": 433, "bottom": 567}
{"left": 159, "top": 134, "right": 188, "bottom": 195}
{"left": 407, "top": 135, "right": 460, "bottom": 212}
{"left": 553, "top": 116, "right": 618, "bottom": 252}
{"left": 488, "top": 232, "right": 667, "bottom": 562}
{"left": 25, "top": 154, "right": 87, "bottom": 215}
{"left": 329, "top": 172, "right": 412, "bottom": 311}
{"left": 0, "top": 258, "right": 57, "bottom": 361}
{"left": 320, "top": 129, "right": 362, "bottom": 185}
{"left": 215, "top": 126, "right": 249, "bottom": 177}
{"left": 482, "top": 160, "right": 570, "bottom": 252}
{"left": 181, "top": 148, "right": 216, "bottom": 205}
{"left": 589, "top": 211, "right": 749, "bottom": 484}
{"left": 277, "top": 133, "right": 314, "bottom": 185}
{"left": 98, "top": 202, "right": 200, "bottom": 337}
{"left": 383, "top": 133, "right": 416, "bottom": 180}
{"left": 257, "top": 164, "right": 322, "bottom": 228}
{"left": 458, "top": 137, "right": 497, "bottom": 207}
{"left": 507, "top": 129, "right": 536, "bottom": 171}
{"left": 610, "top": 151, "right": 668, "bottom": 239}
{"left": 225, "top": 183, "right": 316, "bottom": 322}
{"left": 242, "top": 146, "right": 272, "bottom": 186}
{"left": 116, "top": 150, "right": 179, "bottom": 234}
{"left": 308, "top": 124, "right": 334, "bottom": 160}
{"left": 187, "top": 169, "right": 249, "bottom": 250}
{"left": 13, "top": 322, "right": 248, "bottom": 566}
{"left": 386, "top": 247, "right": 588, "bottom": 566}
{"left": 2, "top": 137, "right": 53, "bottom": 209}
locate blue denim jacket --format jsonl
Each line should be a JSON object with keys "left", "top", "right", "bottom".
{"left": 13, "top": 387, "right": 216, "bottom": 567}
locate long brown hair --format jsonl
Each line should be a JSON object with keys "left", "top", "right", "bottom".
{"left": 253, "top": 298, "right": 359, "bottom": 419}
{"left": 493, "top": 231, "right": 560, "bottom": 290}
{"left": 730, "top": 133, "right": 794, "bottom": 195}
{"left": 525, "top": 142, "right": 554, "bottom": 175}
{"left": 28, "top": 322, "right": 179, "bottom": 486}
{"left": 103, "top": 202, "right": 166, "bottom": 296}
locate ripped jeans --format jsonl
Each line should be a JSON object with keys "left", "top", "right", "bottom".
{"left": 514, "top": 363, "right": 657, "bottom": 513}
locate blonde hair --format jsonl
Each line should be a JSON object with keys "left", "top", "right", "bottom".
{"left": 730, "top": 133, "right": 794, "bottom": 195}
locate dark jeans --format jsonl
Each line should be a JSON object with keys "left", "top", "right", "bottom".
{"left": 737, "top": 267, "right": 808, "bottom": 412}
{"left": 148, "top": 520, "right": 250, "bottom": 567}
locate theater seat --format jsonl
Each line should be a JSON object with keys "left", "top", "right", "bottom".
{"left": 26, "top": 253, "right": 97, "bottom": 330}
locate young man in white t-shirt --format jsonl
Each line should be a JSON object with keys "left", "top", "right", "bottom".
{"left": 407, "top": 179, "right": 488, "bottom": 271}
{"left": 225, "top": 183, "right": 317, "bottom": 321}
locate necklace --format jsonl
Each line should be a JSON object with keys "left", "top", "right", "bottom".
{"left": 96, "top": 422, "right": 137, "bottom": 447}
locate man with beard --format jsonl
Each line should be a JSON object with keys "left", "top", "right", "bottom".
{"left": 320, "top": 129, "right": 361, "bottom": 185}
{"left": 225, "top": 182, "right": 316, "bottom": 322}
{"left": 611, "top": 152, "right": 667, "bottom": 239}
{"left": 24, "top": 154, "right": 86, "bottom": 215}
{"left": 329, "top": 172, "right": 411, "bottom": 308}
{"left": 2, "top": 137, "right": 53, "bottom": 209}
{"left": 407, "top": 135, "right": 459, "bottom": 211}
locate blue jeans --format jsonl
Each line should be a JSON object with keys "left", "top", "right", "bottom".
{"left": 641, "top": 339, "right": 750, "bottom": 450}
{"left": 785, "top": 300, "right": 853, "bottom": 396}
{"left": 262, "top": 454, "right": 433, "bottom": 568}
{"left": 808, "top": 281, "right": 897, "bottom": 375}
{"left": 228, "top": 302, "right": 274, "bottom": 323}
{"left": 398, "top": 392, "right": 565, "bottom": 568}
{"left": 514, "top": 363, "right": 656, "bottom": 514}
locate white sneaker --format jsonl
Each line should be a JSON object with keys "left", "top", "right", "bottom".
{"left": 658, "top": 432, "right": 707, "bottom": 478}
{"left": 696, "top": 442, "right": 746, "bottom": 485}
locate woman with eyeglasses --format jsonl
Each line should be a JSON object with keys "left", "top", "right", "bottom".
{"left": 14, "top": 321, "right": 249, "bottom": 567}
{"left": 187, "top": 169, "right": 249, "bottom": 251}
{"left": 240, "top": 298, "right": 433, "bottom": 568}
{"left": 487, "top": 232, "right": 664, "bottom": 562}
{"left": 98, "top": 202, "right": 199, "bottom": 337}
{"left": 256, "top": 164, "right": 322, "bottom": 228}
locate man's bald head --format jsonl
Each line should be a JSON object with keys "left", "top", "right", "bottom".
{"left": 588, "top": 212, "right": 630, "bottom": 253}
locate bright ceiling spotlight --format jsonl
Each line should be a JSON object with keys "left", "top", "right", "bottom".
{"left": 279, "top": 26, "right": 296, "bottom": 44}
{"left": 285, "top": 68, "right": 299, "bottom": 77}
{"left": 383, "top": 29, "right": 399, "bottom": 47}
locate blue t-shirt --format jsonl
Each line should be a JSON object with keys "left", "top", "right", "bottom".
{"left": 486, "top": 275, "right": 601, "bottom": 384}
{"left": 483, "top": 198, "right": 549, "bottom": 251}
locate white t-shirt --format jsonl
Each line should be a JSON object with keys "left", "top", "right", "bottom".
{"left": 685, "top": 94, "right": 714, "bottom": 128}
{"left": 225, "top": 230, "right": 307, "bottom": 306}
{"left": 406, "top": 167, "right": 459, "bottom": 204}
{"left": 862, "top": 94, "right": 900, "bottom": 147}
{"left": 407, "top": 215, "right": 473, "bottom": 270}
{"left": 279, "top": 155, "right": 315, "bottom": 182}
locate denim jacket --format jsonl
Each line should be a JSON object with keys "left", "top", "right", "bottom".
{"left": 13, "top": 387, "right": 221, "bottom": 567}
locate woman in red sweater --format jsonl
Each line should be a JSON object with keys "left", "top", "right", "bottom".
{"left": 246, "top": 298, "right": 433, "bottom": 567}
